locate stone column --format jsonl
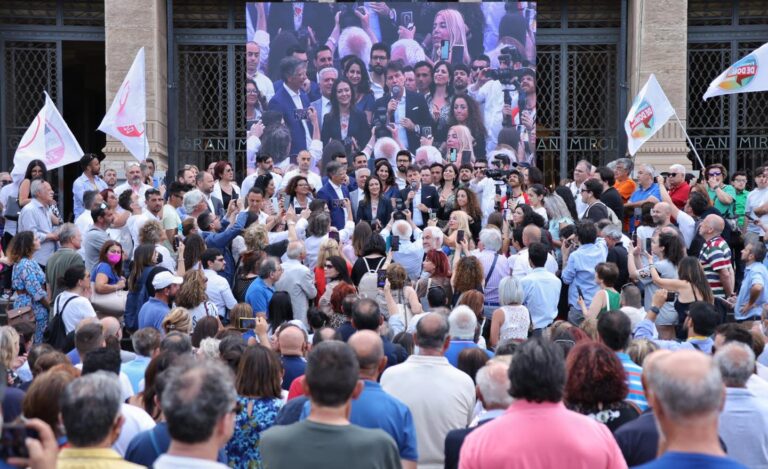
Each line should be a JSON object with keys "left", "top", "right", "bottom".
{"left": 102, "top": 0, "right": 168, "bottom": 179}
{"left": 627, "top": 0, "right": 692, "bottom": 171}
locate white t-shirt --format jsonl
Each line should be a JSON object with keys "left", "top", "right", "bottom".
{"left": 154, "top": 455, "right": 229, "bottom": 469}
{"left": 56, "top": 291, "right": 97, "bottom": 334}
{"left": 113, "top": 403, "right": 155, "bottom": 456}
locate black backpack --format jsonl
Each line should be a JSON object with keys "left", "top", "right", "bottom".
{"left": 43, "top": 295, "right": 76, "bottom": 352}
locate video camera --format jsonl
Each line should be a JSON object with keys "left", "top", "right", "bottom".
{"left": 484, "top": 47, "right": 526, "bottom": 85}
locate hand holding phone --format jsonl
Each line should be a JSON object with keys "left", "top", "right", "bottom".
{"left": 376, "top": 269, "right": 388, "bottom": 288}
{"left": 449, "top": 148, "right": 457, "bottom": 162}
{"left": 577, "top": 286, "right": 584, "bottom": 299}
{"left": 391, "top": 235, "right": 400, "bottom": 252}
{"left": 329, "top": 231, "right": 340, "bottom": 242}
{"left": 440, "top": 40, "right": 450, "bottom": 60}
{"left": 456, "top": 229, "right": 465, "bottom": 244}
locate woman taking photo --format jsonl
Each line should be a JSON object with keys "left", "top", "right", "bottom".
{"left": 444, "top": 210, "right": 475, "bottom": 252}
{"left": 174, "top": 269, "right": 218, "bottom": 329}
{"left": 444, "top": 125, "right": 475, "bottom": 164}
{"left": 213, "top": 161, "right": 240, "bottom": 209}
{"left": 318, "top": 255, "right": 355, "bottom": 315}
{"left": 374, "top": 160, "right": 402, "bottom": 201}
{"left": 225, "top": 344, "right": 283, "bottom": 468}
{"left": 356, "top": 176, "right": 392, "bottom": 231}
{"left": 321, "top": 77, "right": 371, "bottom": 152}
{"left": 90, "top": 240, "right": 127, "bottom": 318}
{"left": 9, "top": 231, "right": 48, "bottom": 343}
{"left": 454, "top": 188, "right": 482, "bottom": 242}
{"left": 284, "top": 175, "right": 314, "bottom": 211}
{"left": 56, "top": 265, "right": 97, "bottom": 335}
{"left": 446, "top": 95, "right": 486, "bottom": 159}
{"left": 344, "top": 56, "right": 376, "bottom": 124}
{"left": 628, "top": 231, "right": 685, "bottom": 340}
{"left": 415, "top": 249, "right": 453, "bottom": 310}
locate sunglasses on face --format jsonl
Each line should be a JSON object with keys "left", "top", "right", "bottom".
{"left": 708, "top": 171, "right": 722, "bottom": 177}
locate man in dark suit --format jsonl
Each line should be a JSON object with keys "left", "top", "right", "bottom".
{"left": 374, "top": 61, "right": 434, "bottom": 153}
{"left": 317, "top": 161, "right": 351, "bottom": 230}
{"left": 400, "top": 164, "right": 439, "bottom": 230}
{"left": 444, "top": 361, "right": 513, "bottom": 469}
{"left": 272, "top": 45, "right": 321, "bottom": 102}
{"left": 268, "top": 56, "right": 314, "bottom": 157}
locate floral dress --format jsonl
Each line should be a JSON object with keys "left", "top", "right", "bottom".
{"left": 12, "top": 258, "right": 48, "bottom": 343}
{"left": 225, "top": 396, "right": 283, "bottom": 469}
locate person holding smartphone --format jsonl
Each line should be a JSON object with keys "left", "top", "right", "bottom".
{"left": 400, "top": 165, "right": 439, "bottom": 230}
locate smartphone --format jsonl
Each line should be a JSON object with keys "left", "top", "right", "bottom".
{"left": 440, "top": 40, "right": 450, "bottom": 60}
{"left": 450, "top": 148, "right": 457, "bottom": 162}
{"left": 632, "top": 233, "right": 638, "bottom": 247}
{"left": 456, "top": 229, "right": 465, "bottom": 244}
{"left": 239, "top": 317, "right": 256, "bottom": 330}
{"left": 293, "top": 108, "right": 308, "bottom": 120}
{"left": 430, "top": 210, "right": 437, "bottom": 221}
{"left": 390, "top": 198, "right": 397, "bottom": 209}
{"left": 376, "top": 269, "right": 387, "bottom": 288}
{"left": 400, "top": 10, "right": 413, "bottom": 28}
{"left": 461, "top": 150, "right": 472, "bottom": 165}
{"left": 666, "top": 292, "right": 677, "bottom": 302}
{"left": 451, "top": 45, "right": 464, "bottom": 66}
{"left": 391, "top": 235, "right": 400, "bottom": 252}
{"left": 173, "top": 236, "right": 180, "bottom": 250}
{"left": 422, "top": 126, "right": 432, "bottom": 138}
{"left": 329, "top": 231, "right": 340, "bottom": 242}
{"left": 645, "top": 238, "right": 652, "bottom": 254}
{"left": 0, "top": 423, "right": 36, "bottom": 459}
{"left": 577, "top": 286, "right": 584, "bottom": 299}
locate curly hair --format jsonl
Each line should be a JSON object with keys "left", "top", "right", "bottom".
{"left": 139, "top": 219, "right": 165, "bottom": 245}
{"left": 453, "top": 256, "right": 483, "bottom": 295}
{"left": 175, "top": 270, "right": 208, "bottom": 309}
{"left": 447, "top": 95, "right": 486, "bottom": 144}
{"left": 456, "top": 187, "right": 482, "bottom": 222}
{"left": 564, "top": 341, "right": 628, "bottom": 408}
{"left": 386, "top": 263, "right": 409, "bottom": 290}
{"left": 162, "top": 307, "right": 192, "bottom": 335}
{"left": 243, "top": 224, "right": 269, "bottom": 252}
{"left": 8, "top": 231, "right": 36, "bottom": 263}
{"left": 330, "top": 282, "right": 357, "bottom": 315}
{"left": 284, "top": 174, "right": 310, "bottom": 198}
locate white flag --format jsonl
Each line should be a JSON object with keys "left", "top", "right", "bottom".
{"left": 12, "top": 91, "right": 84, "bottom": 177}
{"left": 624, "top": 74, "right": 675, "bottom": 156}
{"left": 704, "top": 42, "right": 768, "bottom": 100}
{"left": 98, "top": 47, "right": 148, "bottom": 160}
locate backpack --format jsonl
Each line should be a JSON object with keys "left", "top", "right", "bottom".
{"left": 585, "top": 201, "right": 621, "bottom": 226}
{"left": 358, "top": 257, "right": 385, "bottom": 300}
{"left": 43, "top": 294, "right": 76, "bottom": 352}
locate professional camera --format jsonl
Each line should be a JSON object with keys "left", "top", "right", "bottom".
{"left": 486, "top": 169, "right": 514, "bottom": 180}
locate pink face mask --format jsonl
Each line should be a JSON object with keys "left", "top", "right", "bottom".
{"left": 107, "top": 253, "right": 122, "bottom": 265}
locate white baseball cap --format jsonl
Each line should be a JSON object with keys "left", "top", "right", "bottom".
{"left": 152, "top": 271, "right": 183, "bottom": 290}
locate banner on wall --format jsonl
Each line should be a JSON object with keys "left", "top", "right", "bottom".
{"left": 244, "top": 2, "right": 537, "bottom": 172}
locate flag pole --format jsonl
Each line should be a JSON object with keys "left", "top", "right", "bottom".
{"left": 672, "top": 111, "right": 706, "bottom": 172}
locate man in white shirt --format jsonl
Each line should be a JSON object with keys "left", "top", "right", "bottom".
{"left": 566, "top": 160, "right": 593, "bottom": 219}
{"left": 241, "top": 154, "right": 284, "bottom": 198}
{"left": 381, "top": 313, "right": 476, "bottom": 469}
{"left": 309, "top": 67, "right": 337, "bottom": 130}
{"left": 202, "top": 248, "right": 237, "bottom": 319}
{"left": 470, "top": 158, "right": 496, "bottom": 226}
{"left": 511, "top": 225, "right": 559, "bottom": 278}
{"left": 745, "top": 165, "right": 768, "bottom": 237}
{"left": 114, "top": 163, "right": 152, "bottom": 209}
{"left": 245, "top": 41, "right": 274, "bottom": 102}
{"left": 74, "top": 190, "right": 102, "bottom": 236}
{"left": 468, "top": 56, "right": 510, "bottom": 155}
{"left": 278, "top": 150, "right": 323, "bottom": 193}
{"left": 381, "top": 219, "right": 424, "bottom": 282}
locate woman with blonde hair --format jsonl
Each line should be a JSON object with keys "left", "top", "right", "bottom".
{"left": 0, "top": 326, "right": 21, "bottom": 379}
{"left": 431, "top": 9, "right": 470, "bottom": 64}
{"left": 444, "top": 210, "right": 475, "bottom": 251}
{"left": 162, "top": 307, "right": 192, "bottom": 335}
{"left": 314, "top": 238, "right": 352, "bottom": 305}
{"left": 385, "top": 262, "right": 423, "bottom": 335}
{"left": 174, "top": 270, "right": 218, "bottom": 329}
{"left": 444, "top": 125, "right": 475, "bottom": 163}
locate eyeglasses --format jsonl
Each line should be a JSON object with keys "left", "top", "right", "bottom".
{"left": 371, "top": 56, "right": 387, "bottom": 62}
{"left": 324, "top": 264, "right": 334, "bottom": 269}
{"left": 473, "top": 166, "right": 486, "bottom": 171}
{"left": 708, "top": 171, "right": 722, "bottom": 177}
{"left": 471, "top": 66, "right": 484, "bottom": 71}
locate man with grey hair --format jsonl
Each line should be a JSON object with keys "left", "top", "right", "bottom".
{"left": 566, "top": 160, "right": 594, "bottom": 218}
{"left": 245, "top": 256, "right": 283, "bottom": 315}
{"left": 381, "top": 313, "right": 476, "bottom": 469}
{"left": 715, "top": 342, "right": 768, "bottom": 467}
{"left": 154, "top": 360, "right": 237, "bottom": 468}
{"left": 665, "top": 163, "right": 690, "bottom": 209}
{"left": 643, "top": 350, "right": 745, "bottom": 468}
{"left": 422, "top": 226, "right": 444, "bottom": 252}
{"left": 475, "top": 228, "right": 510, "bottom": 321}
{"left": 626, "top": 163, "right": 661, "bottom": 233}
{"left": 349, "top": 167, "right": 370, "bottom": 216}
{"left": 182, "top": 189, "right": 207, "bottom": 220}
{"left": 310, "top": 66, "right": 338, "bottom": 129}
{"left": 275, "top": 241, "right": 317, "bottom": 326}
{"left": 114, "top": 162, "right": 152, "bottom": 209}
{"left": 45, "top": 223, "right": 84, "bottom": 301}
{"left": 57, "top": 371, "right": 142, "bottom": 467}
{"left": 317, "top": 160, "right": 352, "bottom": 230}
{"left": 372, "top": 137, "right": 401, "bottom": 168}
{"left": 268, "top": 56, "right": 313, "bottom": 156}
{"left": 444, "top": 360, "right": 513, "bottom": 469}
{"left": 338, "top": 27, "right": 373, "bottom": 68}
{"left": 446, "top": 306, "right": 493, "bottom": 367}
{"left": 382, "top": 217, "right": 423, "bottom": 282}
{"left": 612, "top": 157, "right": 636, "bottom": 204}
{"left": 121, "top": 327, "right": 161, "bottom": 394}
{"left": 18, "top": 179, "right": 58, "bottom": 266}
{"left": 600, "top": 223, "right": 629, "bottom": 288}
{"left": 390, "top": 39, "right": 427, "bottom": 67}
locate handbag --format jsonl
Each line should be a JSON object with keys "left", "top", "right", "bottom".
{"left": 4, "top": 196, "right": 20, "bottom": 221}
{"left": 90, "top": 282, "right": 127, "bottom": 318}
{"left": 7, "top": 306, "right": 34, "bottom": 327}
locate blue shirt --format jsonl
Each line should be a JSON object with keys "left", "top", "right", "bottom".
{"left": 719, "top": 387, "right": 768, "bottom": 467}
{"left": 520, "top": 267, "right": 562, "bottom": 329}
{"left": 635, "top": 451, "right": 747, "bottom": 469}
{"left": 125, "top": 422, "right": 228, "bottom": 467}
{"left": 616, "top": 352, "right": 648, "bottom": 411}
{"left": 72, "top": 173, "right": 108, "bottom": 219}
{"left": 444, "top": 340, "right": 494, "bottom": 367}
{"left": 633, "top": 319, "right": 714, "bottom": 353}
{"left": 91, "top": 261, "right": 119, "bottom": 284}
{"left": 561, "top": 241, "right": 607, "bottom": 308}
{"left": 735, "top": 262, "right": 768, "bottom": 320}
{"left": 629, "top": 183, "right": 661, "bottom": 232}
{"left": 245, "top": 277, "right": 274, "bottom": 316}
{"left": 138, "top": 297, "right": 170, "bottom": 332}
{"left": 121, "top": 356, "right": 151, "bottom": 394}
{"left": 299, "top": 380, "right": 419, "bottom": 461}
{"left": 281, "top": 355, "right": 306, "bottom": 391}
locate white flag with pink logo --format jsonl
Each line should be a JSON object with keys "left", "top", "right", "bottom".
{"left": 624, "top": 74, "right": 675, "bottom": 156}
{"left": 12, "top": 91, "right": 84, "bottom": 177}
{"left": 98, "top": 47, "right": 148, "bottom": 160}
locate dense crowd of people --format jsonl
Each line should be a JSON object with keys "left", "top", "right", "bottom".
{"left": 1, "top": 3, "right": 767, "bottom": 469}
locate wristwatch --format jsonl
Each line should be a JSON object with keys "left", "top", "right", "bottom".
{"left": 649, "top": 306, "right": 661, "bottom": 316}
{"left": 414, "top": 124, "right": 420, "bottom": 135}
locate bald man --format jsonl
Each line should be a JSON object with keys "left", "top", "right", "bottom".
{"left": 638, "top": 351, "right": 747, "bottom": 468}
{"left": 666, "top": 164, "right": 690, "bottom": 209}
{"left": 511, "top": 224, "right": 559, "bottom": 278}
{"left": 698, "top": 214, "right": 735, "bottom": 300}
{"left": 345, "top": 331, "right": 418, "bottom": 469}
{"left": 651, "top": 202, "right": 673, "bottom": 229}
{"left": 277, "top": 325, "right": 308, "bottom": 390}
{"left": 614, "top": 350, "right": 672, "bottom": 466}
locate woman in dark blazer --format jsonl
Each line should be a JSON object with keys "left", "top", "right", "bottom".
{"left": 356, "top": 176, "right": 392, "bottom": 232}
{"left": 321, "top": 77, "right": 371, "bottom": 154}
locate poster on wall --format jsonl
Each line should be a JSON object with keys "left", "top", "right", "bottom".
{"left": 245, "top": 2, "right": 536, "bottom": 174}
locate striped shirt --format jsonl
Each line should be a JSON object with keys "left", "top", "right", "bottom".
{"left": 699, "top": 236, "right": 732, "bottom": 298}
{"left": 616, "top": 352, "right": 648, "bottom": 411}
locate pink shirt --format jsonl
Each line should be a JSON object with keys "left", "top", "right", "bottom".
{"left": 459, "top": 400, "right": 627, "bottom": 469}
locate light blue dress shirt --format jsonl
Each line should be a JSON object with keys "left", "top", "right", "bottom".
{"left": 718, "top": 387, "right": 768, "bottom": 468}
{"left": 520, "top": 267, "right": 562, "bottom": 329}
{"left": 561, "top": 240, "right": 607, "bottom": 309}
{"left": 735, "top": 262, "right": 768, "bottom": 320}
{"left": 72, "top": 173, "right": 108, "bottom": 219}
